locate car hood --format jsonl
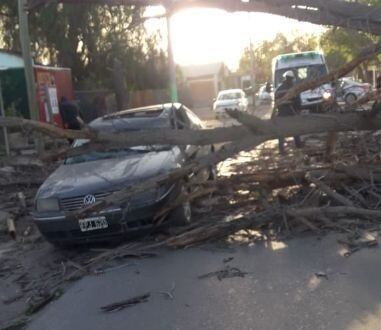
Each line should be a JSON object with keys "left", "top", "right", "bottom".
{"left": 301, "top": 84, "right": 331, "bottom": 98}
{"left": 37, "top": 148, "right": 183, "bottom": 199}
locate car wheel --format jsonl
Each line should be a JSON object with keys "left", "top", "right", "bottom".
{"left": 345, "top": 93, "right": 357, "bottom": 105}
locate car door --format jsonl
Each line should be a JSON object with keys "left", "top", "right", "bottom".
{"left": 173, "top": 106, "right": 199, "bottom": 161}
{"left": 182, "top": 106, "right": 214, "bottom": 158}
{"left": 181, "top": 106, "right": 214, "bottom": 181}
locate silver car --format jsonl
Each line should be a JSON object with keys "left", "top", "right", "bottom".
{"left": 337, "top": 78, "right": 372, "bottom": 105}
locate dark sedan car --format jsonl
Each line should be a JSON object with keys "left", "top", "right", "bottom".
{"left": 33, "top": 103, "right": 213, "bottom": 246}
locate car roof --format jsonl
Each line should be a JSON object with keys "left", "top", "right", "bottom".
{"left": 218, "top": 89, "right": 244, "bottom": 94}
{"left": 90, "top": 103, "right": 183, "bottom": 133}
{"left": 103, "top": 103, "right": 182, "bottom": 120}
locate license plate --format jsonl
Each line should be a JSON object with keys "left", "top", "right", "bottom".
{"left": 78, "top": 216, "right": 108, "bottom": 232}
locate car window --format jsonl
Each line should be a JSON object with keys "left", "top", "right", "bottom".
{"left": 218, "top": 92, "right": 241, "bottom": 100}
{"left": 174, "top": 107, "right": 191, "bottom": 129}
{"left": 183, "top": 106, "right": 204, "bottom": 129}
{"left": 297, "top": 67, "right": 308, "bottom": 80}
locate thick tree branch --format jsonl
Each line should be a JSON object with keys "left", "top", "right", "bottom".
{"left": 28, "top": 0, "right": 381, "bottom": 35}
{"left": 4, "top": 109, "right": 381, "bottom": 160}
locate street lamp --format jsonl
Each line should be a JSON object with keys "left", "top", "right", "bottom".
{"left": 247, "top": 12, "right": 256, "bottom": 109}
{"left": 166, "top": 9, "right": 178, "bottom": 103}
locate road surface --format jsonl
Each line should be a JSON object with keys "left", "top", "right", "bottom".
{"left": 27, "top": 235, "right": 381, "bottom": 330}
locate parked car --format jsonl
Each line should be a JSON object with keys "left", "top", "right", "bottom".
{"left": 256, "top": 83, "right": 273, "bottom": 105}
{"left": 213, "top": 89, "right": 249, "bottom": 118}
{"left": 32, "top": 103, "right": 214, "bottom": 246}
{"left": 336, "top": 78, "right": 372, "bottom": 105}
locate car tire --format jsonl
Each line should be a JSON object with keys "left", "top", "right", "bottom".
{"left": 345, "top": 93, "right": 357, "bottom": 105}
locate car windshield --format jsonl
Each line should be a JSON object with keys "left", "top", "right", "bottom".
{"left": 218, "top": 92, "right": 241, "bottom": 100}
{"left": 65, "top": 139, "right": 171, "bottom": 165}
{"left": 275, "top": 64, "right": 328, "bottom": 88}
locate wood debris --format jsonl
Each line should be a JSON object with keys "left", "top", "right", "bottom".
{"left": 198, "top": 265, "right": 248, "bottom": 281}
{"left": 100, "top": 293, "right": 151, "bottom": 312}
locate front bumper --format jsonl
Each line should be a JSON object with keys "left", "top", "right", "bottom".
{"left": 33, "top": 195, "right": 172, "bottom": 245}
{"left": 214, "top": 105, "right": 244, "bottom": 116}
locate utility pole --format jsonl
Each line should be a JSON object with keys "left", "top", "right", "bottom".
{"left": 0, "top": 80, "right": 10, "bottom": 156}
{"left": 18, "top": 0, "right": 39, "bottom": 122}
{"left": 166, "top": 8, "right": 178, "bottom": 103}
{"left": 248, "top": 13, "right": 256, "bottom": 109}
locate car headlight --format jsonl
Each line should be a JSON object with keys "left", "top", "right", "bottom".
{"left": 323, "top": 91, "right": 332, "bottom": 100}
{"left": 36, "top": 198, "right": 60, "bottom": 212}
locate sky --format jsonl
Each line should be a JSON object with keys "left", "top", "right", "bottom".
{"left": 145, "top": 6, "right": 325, "bottom": 71}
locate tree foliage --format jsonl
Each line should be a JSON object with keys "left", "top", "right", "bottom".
{"left": 320, "top": 28, "right": 380, "bottom": 81}
{"left": 0, "top": 2, "right": 168, "bottom": 90}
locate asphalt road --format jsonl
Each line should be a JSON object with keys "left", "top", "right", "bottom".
{"left": 27, "top": 235, "right": 381, "bottom": 330}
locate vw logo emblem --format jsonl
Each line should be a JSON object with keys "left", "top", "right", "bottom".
{"left": 83, "top": 195, "right": 96, "bottom": 206}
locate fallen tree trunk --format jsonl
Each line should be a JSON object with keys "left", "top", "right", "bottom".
{"left": 28, "top": 1, "right": 381, "bottom": 35}
{"left": 228, "top": 110, "right": 381, "bottom": 140}
{"left": 350, "top": 89, "right": 381, "bottom": 112}
{"left": 287, "top": 206, "right": 381, "bottom": 219}
{"left": 3, "top": 110, "right": 381, "bottom": 158}
{"left": 170, "top": 0, "right": 381, "bottom": 36}
{"left": 165, "top": 211, "right": 275, "bottom": 248}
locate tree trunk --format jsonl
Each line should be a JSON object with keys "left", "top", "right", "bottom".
{"left": 113, "top": 58, "right": 129, "bottom": 111}
{"left": 28, "top": 1, "right": 381, "bottom": 35}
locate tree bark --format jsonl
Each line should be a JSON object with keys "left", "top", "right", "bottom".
{"left": 29, "top": 0, "right": 381, "bottom": 35}
{"left": 4, "top": 109, "right": 381, "bottom": 159}
{"left": 306, "top": 175, "right": 354, "bottom": 207}
{"left": 113, "top": 58, "right": 129, "bottom": 111}
{"left": 287, "top": 206, "right": 381, "bottom": 219}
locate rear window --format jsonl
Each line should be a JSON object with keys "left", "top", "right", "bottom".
{"left": 218, "top": 92, "right": 242, "bottom": 100}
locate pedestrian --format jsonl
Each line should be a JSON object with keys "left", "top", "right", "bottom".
{"left": 59, "top": 96, "right": 84, "bottom": 144}
{"left": 369, "top": 74, "right": 381, "bottom": 116}
{"left": 265, "top": 81, "right": 272, "bottom": 94}
{"left": 274, "top": 70, "right": 303, "bottom": 155}
{"left": 325, "top": 81, "right": 339, "bottom": 162}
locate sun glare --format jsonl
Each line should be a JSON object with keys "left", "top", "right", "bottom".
{"left": 145, "top": 6, "right": 325, "bottom": 70}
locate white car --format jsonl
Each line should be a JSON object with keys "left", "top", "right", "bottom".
{"left": 256, "top": 84, "right": 273, "bottom": 105}
{"left": 337, "top": 78, "right": 372, "bottom": 105}
{"left": 213, "top": 89, "right": 249, "bottom": 118}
